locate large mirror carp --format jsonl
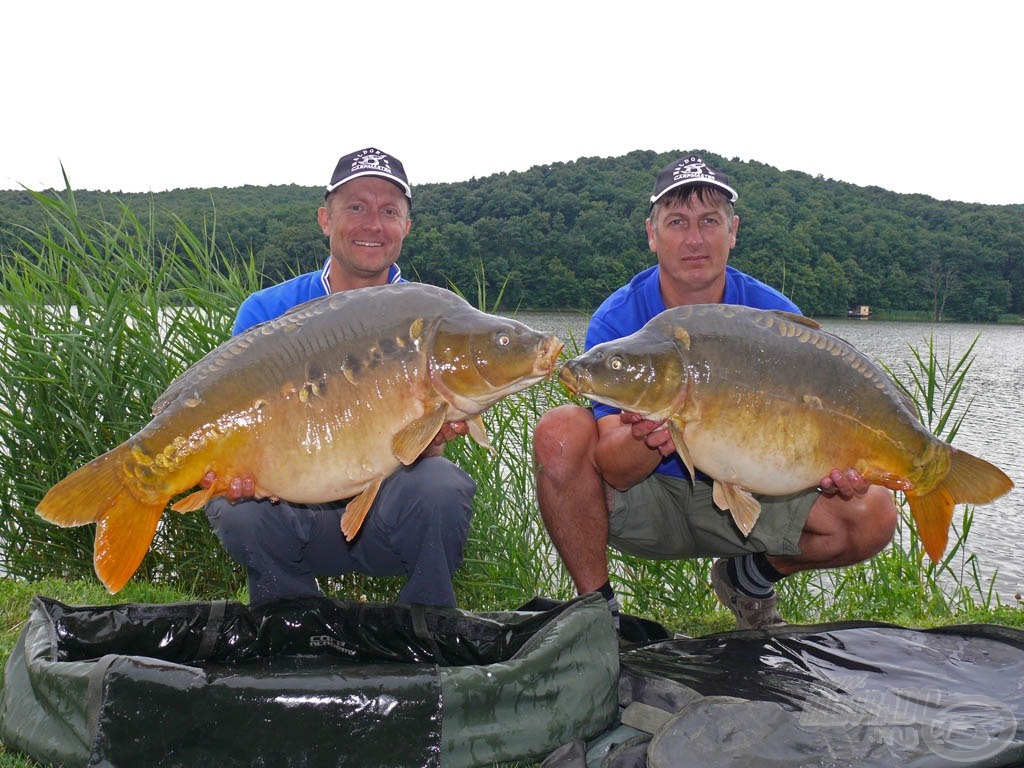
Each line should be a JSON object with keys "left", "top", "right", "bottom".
{"left": 38, "top": 283, "right": 563, "bottom": 592}
{"left": 560, "top": 304, "right": 1013, "bottom": 562}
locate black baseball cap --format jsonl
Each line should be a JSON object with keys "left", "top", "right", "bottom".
{"left": 324, "top": 147, "right": 411, "bottom": 200}
{"left": 650, "top": 154, "right": 738, "bottom": 210}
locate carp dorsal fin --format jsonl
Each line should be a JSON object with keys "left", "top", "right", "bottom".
{"left": 392, "top": 403, "right": 448, "bottom": 465}
{"left": 673, "top": 326, "right": 691, "bottom": 350}
{"left": 770, "top": 310, "right": 821, "bottom": 330}
{"left": 466, "top": 415, "right": 493, "bottom": 452}
{"left": 341, "top": 476, "right": 385, "bottom": 540}
{"left": 712, "top": 481, "right": 762, "bottom": 537}
{"left": 408, "top": 317, "right": 426, "bottom": 343}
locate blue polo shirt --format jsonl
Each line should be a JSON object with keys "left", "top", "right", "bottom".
{"left": 233, "top": 261, "right": 404, "bottom": 335}
{"left": 585, "top": 264, "right": 801, "bottom": 480}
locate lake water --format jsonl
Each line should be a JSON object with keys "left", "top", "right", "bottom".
{"left": 512, "top": 311, "right": 1024, "bottom": 603}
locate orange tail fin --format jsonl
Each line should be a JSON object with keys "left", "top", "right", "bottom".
{"left": 905, "top": 486, "right": 956, "bottom": 564}
{"left": 906, "top": 448, "right": 1013, "bottom": 563}
{"left": 36, "top": 447, "right": 167, "bottom": 593}
{"left": 93, "top": 498, "right": 164, "bottom": 593}
{"left": 943, "top": 447, "right": 1014, "bottom": 504}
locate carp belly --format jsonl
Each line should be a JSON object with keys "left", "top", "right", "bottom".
{"left": 247, "top": 393, "right": 431, "bottom": 503}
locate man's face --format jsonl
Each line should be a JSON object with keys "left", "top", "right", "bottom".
{"left": 317, "top": 176, "right": 411, "bottom": 286}
{"left": 646, "top": 190, "right": 739, "bottom": 301}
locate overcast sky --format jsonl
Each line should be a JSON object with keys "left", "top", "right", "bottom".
{"left": 3, "top": 1, "right": 1021, "bottom": 205}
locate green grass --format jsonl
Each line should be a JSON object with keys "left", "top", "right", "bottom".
{"left": 1, "top": 183, "right": 1022, "bottom": 767}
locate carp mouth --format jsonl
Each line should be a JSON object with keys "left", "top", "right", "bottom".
{"left": 556, "top": 361, "right": 583, "bottom": 395}
{"left": 538, "top": 337, "right": 565, "bottom": 376}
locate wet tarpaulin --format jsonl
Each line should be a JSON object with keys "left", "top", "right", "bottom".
{"left": 0, "top": 593, "right": 619, "bottom": 768}
{"left": 609, "top": 621, "right": 1024, "bottom": 768}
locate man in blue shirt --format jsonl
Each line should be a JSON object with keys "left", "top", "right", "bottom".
{"left": 204, "top": 148, "right": 475, "bottom": 608}
{"left": 533, "top": 154, "right": 898, "bottom": 629}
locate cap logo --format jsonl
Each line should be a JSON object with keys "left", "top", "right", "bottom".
{"left": 351, "top": 149, "right": 395, "bottom": 178}
{"left": 674, "top": 159, "right": 717, "bottom": 184}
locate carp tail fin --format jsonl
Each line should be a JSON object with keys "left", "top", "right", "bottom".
{"left": 94, "top": 498, "right": 164, "bottom": 593}
{"left": 907, "top": 448, "right": 1014, "bottom": 564}
{"left": 943, "top": 448, "right": 1014, "bottom": 505}
{"left": 906, "top": 487, "right": 955, "bottom": 564}
{"left": 37, "top": 446, "right": 167, "bottom": 593}
{"left": 37, "top": 448, "right": 131, "bottom": 527}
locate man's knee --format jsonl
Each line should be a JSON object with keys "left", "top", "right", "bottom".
{"left": 205, "top": 497, "right": 306, "bottom": 564}
{"left": 205, "top": 497, "right": 259, "bottom": 563}
{"left": 406, "top": 456, "right": 475, "bottom": 504}
{"left": 378, "top": 457, "right": 475, "bottom": 533}
{"left": 826, "top": 486, "right": 898, "bottom": 559}
{"left": 863, "top": 487, "right": 899, "bottom": 554}
{"left": 533, "top": 404, "right": 596, "bottom": 472}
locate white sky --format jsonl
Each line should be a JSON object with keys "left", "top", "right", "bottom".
{"left": 3, "top": 1, "right": 1022, "bottom": 205}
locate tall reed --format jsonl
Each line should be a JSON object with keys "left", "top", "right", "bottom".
{"left": 0, "top": 181, "right": 260, "bottom": 591}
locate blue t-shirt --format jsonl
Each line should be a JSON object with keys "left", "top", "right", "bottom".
{"left": 585, "top": 264, "right": 801, "bottom": 480}
{"left": 233, "top": 261, "right": 404, "bottom": 334}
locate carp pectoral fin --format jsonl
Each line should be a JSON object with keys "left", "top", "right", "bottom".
{"left": 94, "top": 501, "right": 164, "bottom": 594}
{"left": 392, "top": 404, "right": 447, "bottom": 465}
{"left": 170, "top": 485, "right": 218, "bottom": 513}
{"left": 667, "top": 422, "right": 697, "bottom": 484}
{"left": 340, "top": 477, "right": 384, "bottom": 541}
{"left": 906, "top": 488, "right": 954, "bottom": 563}
{"left": 466, "top": 415, "right": 493, "bottom": 453}
{"left": 713, "top": 481, "right": 762, "bottom": 537}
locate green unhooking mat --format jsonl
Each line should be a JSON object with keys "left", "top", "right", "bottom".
{"left": 0, "top": 593, "right": 619, "bottom": 768}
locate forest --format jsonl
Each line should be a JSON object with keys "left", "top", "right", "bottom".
{"left": 1, "top": 149, "right": 1021, "bottom": 320}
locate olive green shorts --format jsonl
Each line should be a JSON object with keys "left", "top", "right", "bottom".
{"left": 608, "top": 474, "right": 817, "bottom": 559}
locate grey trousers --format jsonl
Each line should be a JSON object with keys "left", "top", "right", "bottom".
{"left": 205, "top": 456, "right": 475, "bottom": 607}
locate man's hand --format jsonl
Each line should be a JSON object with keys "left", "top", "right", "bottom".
{"left": 818, "top": 468, "right": 870, "bottom": 500}
{"left": 200, "top": 471, "right": 278, "bottom": 503}
{"left": 423, "top": 421, "right": 469, "bottom": 458}
{"left": 620, "top": 411, "right": 676, "bottom": 457}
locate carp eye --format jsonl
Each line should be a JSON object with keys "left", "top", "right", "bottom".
{"left": 495, "top": 331, "right": 511, "bottom": 347}
{"left": 609, "top": 355, "right": 624, "bottom": 370}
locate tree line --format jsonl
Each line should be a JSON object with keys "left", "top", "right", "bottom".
{"left": 2, "top": 149, "right": 1021, "bottom": 321}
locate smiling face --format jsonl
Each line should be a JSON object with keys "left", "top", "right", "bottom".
{"left": 646, "top": 186, "right": 739, "bottom": 307}
{"left": 317, "top": 176, "right": 412, "bottom": 290}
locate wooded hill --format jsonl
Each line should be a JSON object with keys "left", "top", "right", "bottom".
{"left": 2, "top": 150, "right": 1021, "bottom": 320}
